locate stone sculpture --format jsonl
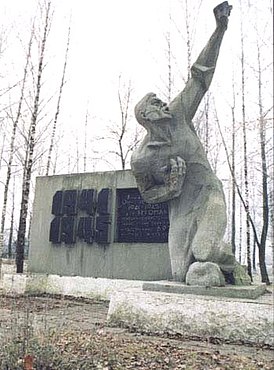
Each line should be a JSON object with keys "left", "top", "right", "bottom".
{"left": 131, "top": 2, "right": 249, "bottom": 286}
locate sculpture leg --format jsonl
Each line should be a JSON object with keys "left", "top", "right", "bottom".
{"left": 191, "top": 190, "right": 227, "bottom": 262}
{"left": 185, "top": 189, "right": 236, "bottom": 286}
{"left": 167, "top": 183, "right": 210, "bottom": 282}
{"left": 168, "top": 191, "right": 199, "bottom": 281}
{"left": 167, "top": 187, "right": 231, "bottom": 283}
{"left": 168, "top": 214, "right": 196, "bottom": 281}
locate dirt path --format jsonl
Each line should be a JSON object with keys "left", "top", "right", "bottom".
{"left": 0, "top": 294, "right": 273, "bottom": 369}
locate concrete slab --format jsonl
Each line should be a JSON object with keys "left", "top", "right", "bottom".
{"left": 107, "top": 288, "right": 274, "bottom": 346}
{"left": 2, "top": 272, "right": 273, "bottom": 346}
{"left": 143, "top": 281, "right": 267, "bottom": 299}
{"left": 29, "top": 171, "right": 172, "bottom": 281}
{"left": 2, "top": 273, "right": 145, "bottom": 300}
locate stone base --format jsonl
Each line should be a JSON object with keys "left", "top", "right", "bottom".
{"left": 143, "top": 281, "right": 267, "bottom": 299}
{"left": 107, "top": 287, "right": 273, "bottom": 346}
{"left": 2, "top": 273, "right": 273, "bottom": 345}
{"left": 2, "top": 273, "right": 145, "bottom": 300}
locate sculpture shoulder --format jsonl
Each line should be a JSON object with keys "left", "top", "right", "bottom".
{"left": 169, "top": 99, "right": 196, "bottom": 133}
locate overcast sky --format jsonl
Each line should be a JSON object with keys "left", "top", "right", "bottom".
{"left": 1, "top": 0, "right": 273, "bottom": 172}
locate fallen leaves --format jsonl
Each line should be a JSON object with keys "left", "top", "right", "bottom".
{"left": 43, "top": 329, "right": 273, "bottom": 369}
{"left": 0, "top": 294, "right": 273, "bottom": 369}
{"left": 23, "top": 354, "right": 34, "bottom": 370}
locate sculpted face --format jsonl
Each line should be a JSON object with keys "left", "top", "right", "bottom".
{"left": 135, "top": 93, "right": 172, "bottom": 128}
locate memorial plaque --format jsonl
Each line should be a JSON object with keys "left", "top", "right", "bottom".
{"left": 60, "top": 216, "right": 76, "bottom": 244}
{"left": 49, "top": 216, "right": 61, "bottom": 244}
{"left": 116, "top": 188, "right": 169, "bottom": 243}
{"left": 95, "top": 188, "right": 112, "bottom": 244}
{"left": 63, "top": 190, "right": 77, "bottom": 215}
{"left": 77, "top": 216, "right": 94, "bottom": 244}
{"left": 51, "top": 191, "right": 63, "bottom": 216}
{"left": 49, "top": 188, "right": 112, "bottom": 245}
{"left": 78, "top": 189, "right": 96, "bottom": 215}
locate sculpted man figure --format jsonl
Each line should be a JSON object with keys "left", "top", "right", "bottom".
{"left": 131, "top": 2, "right": 244, "bottom": 286}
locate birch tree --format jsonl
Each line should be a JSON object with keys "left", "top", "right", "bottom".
{"left": 16, "top": 0, "right": 52, "bottom": 273}
{"left": 45, "top": 23, "right": 70, "bottom": 176}
{"left": 116, "top": 78, "right": 132, "bottom": 170}
{"left": 7, "top": 178, "right": 15, "bottom": 258}
{"left": 230, "top": 81, "right": 237, "bottom": 255}
{"left": 0, "top": 28, "right": 33, "bottom": 269}
{"left": 216, "top": 101, "right": 271, "bottom": 284}
{"left": 107, "top": 77, "right": 143, "bottom": 170}
{"left": 255, "top": 37, "right": 271, "bottom": 284}
{"left": 83, "top": 108, "right": 88, "bottom": 172}
{"left": 240, "top": 3, "right": 252, "bottom": 280}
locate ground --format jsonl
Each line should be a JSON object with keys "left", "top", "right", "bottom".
{"left": 0, "top": 294, "right": 273, "bottom": 369}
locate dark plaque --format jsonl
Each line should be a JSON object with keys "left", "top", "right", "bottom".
{"left": 78, "top": 189, "right": 96, "bottom": 215}
{"left": 49, "top": 216, "right": 61, "bottom": 243}
{"left": 97, "top": 188, "right": 112, "bottom": 215}
{"left": 77, "top": 216, "right": 94, "bottom": 244}
{"left": 51, "top": 191, "right": 63, "bottom": 216}
{"left": 60, "top": 216, "right": 76, "bottom": 244}
{"left": 95, "top": 188, "right": 112, "bottom": 244}
{"left": 49, "top": 188, "right": 113, "bottom": 246}
{"left": 95, "top": 215, "right": 112, "bottom": 244}
{"left": 116, "top": 188, "right": 169, "bottom": 243}
{"left": 63, "top": 190, "right": 77, "bottom": 215}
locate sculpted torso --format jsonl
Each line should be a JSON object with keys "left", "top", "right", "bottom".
{"left": 131, "top": 93, "right": 221, "bottom": 206}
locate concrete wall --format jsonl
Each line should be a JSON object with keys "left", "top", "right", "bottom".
{"left": 29, "top": 170, "right": 172, "bottom": 280}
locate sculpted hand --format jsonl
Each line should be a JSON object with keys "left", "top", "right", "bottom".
{"left": 163, "top": 156, "right": 186, "bottom": 198}
{"left": 214, "top": 1, "right": 232, "bottom": 30}
{"left": 135, "top": 157, "right": 186, "bottom": 203}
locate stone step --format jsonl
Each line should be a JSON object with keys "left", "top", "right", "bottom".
{"left": 143, "top": 281, "right": 267, "bottom": 300}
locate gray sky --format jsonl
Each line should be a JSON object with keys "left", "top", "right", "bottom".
{"left": 1, "top": 0, "right": 273, "bottom": 172}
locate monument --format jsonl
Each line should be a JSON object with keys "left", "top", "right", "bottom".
{"left": 29, "top": 170, "right": 172, "bottom": 281}
{"left": 131, "top": 2, "right": 249, "bottom": 286}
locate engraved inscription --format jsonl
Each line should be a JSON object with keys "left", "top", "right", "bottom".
{"left": 116, "top": 188, "right": 169, "bottom": 243}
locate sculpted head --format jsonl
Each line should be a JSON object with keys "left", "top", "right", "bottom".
{"left": 134, "top": 93, "right": 172, "bottom": 129}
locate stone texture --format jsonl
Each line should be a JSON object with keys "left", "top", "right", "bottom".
{"left": 131, "top": 2, "right": 242, "bottom": 285}
{"left": 2, "top": 273, "right": 145, "bottom": 300}
{"left": 29, "top": 170, "right": 172, "bottom": 281}
{"left": 107, "top": 289, "right": 273, "bottom": 346}
{"left": 186, "top": 262, "right": 225, "bottom": 287}
{"left": 143, "top": 281, "right": 266, "bottom": 299}
{"left": 2, "top": 273, "right": 27, "bottom": 295}
{"left": 233, "top": 263, "right": 252, "bottom": 285}
{"left": 4, "top": 273, "right": 272, "bottom": 346}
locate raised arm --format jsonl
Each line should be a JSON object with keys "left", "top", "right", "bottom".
{"left": 170, "top": 2, "right": 232, "bottom": 122}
